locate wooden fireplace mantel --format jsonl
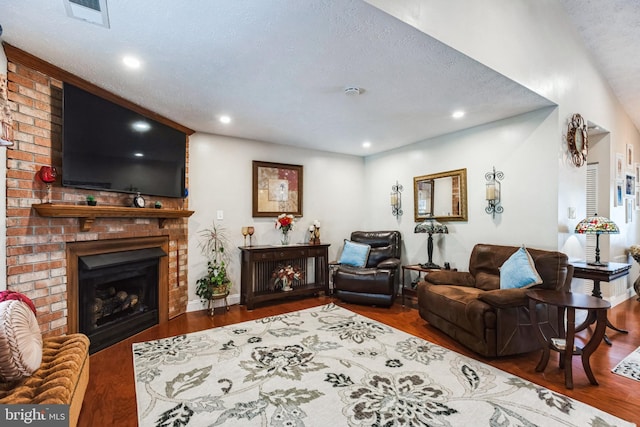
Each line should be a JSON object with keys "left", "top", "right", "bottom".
{"left": 32, "top": 203, "right": 194, "bottom": 231}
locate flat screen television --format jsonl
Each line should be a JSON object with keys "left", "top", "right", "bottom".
{"left": 62, "top": 83, "right": 187, "bottom": 198}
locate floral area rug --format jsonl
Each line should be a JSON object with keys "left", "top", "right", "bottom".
{"left": 132, "top": 303, "right": 633, "bottom": 426}
{"left": 612, "top": 345, "right": 640, "bottom": 382}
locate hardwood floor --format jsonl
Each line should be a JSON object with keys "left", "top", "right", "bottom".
{"left": 79, "top": 295, "right": 640, "bottom": 426}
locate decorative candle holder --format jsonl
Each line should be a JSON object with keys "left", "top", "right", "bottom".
{"left": 390, "top": 181, "right": 403, "bottom": 218}
{"left": 485, "top": 167, "right": 504, "bottom": 218}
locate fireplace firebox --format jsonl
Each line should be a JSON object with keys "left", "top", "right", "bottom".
{"left": 78, "top": 248, "right": 166, "bottom": 354}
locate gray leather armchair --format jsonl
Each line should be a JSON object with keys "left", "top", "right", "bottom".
{"left": 333, "top": 231, "right": 402, "bottom": 307}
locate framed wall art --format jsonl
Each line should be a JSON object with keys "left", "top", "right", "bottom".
{"left": 626, "top": 173, "right": 635, "bottom": 197}
{"left": 615, "top": 153, "right": 625, "bottom": 180}
{"left": 627, "top": 144, "right": 634, "bottom": 169}
{"left": 252, "top": 161, "right": 303, "bottom": 217}
{"left": 616, "top": 182, "right": 623, "bottom": 207}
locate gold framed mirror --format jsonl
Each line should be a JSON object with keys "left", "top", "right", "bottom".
{"left": 414, "top": 168, "right": 467, "bottom": 222}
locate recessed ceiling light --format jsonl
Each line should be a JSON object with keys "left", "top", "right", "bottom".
{"left": 452, "top": 110, "right": 465, "bottom": 119}
{"left": 123, "top": 56, "right": 141, "bottom": 69}
{"left": 362, "top": 141, "right": 371, "bottom": 148}
{"left": 131, "top": 121, "right": 151, "bottom": 132}
{"left": 133, "top": 152, "right": 144, "bottom": 157}
{"left": 219, "top": 115, "right": 232, "bottom": 124}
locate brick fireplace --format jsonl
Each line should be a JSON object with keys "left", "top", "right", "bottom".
{"left": 67, "top": 237, "right": 169, "bottom": 353}
{"left": 4, "top": 45, "right": 192, "bottom": 338}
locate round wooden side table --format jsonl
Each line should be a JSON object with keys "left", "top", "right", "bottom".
{"left": 526, "top": 290, "right": 610, "bottom": 389}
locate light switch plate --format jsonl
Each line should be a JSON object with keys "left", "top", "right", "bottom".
{"left": 217, "top": 210, "right": 224, "bottom": 220}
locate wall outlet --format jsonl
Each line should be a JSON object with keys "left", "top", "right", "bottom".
{"left": 568, "top": 207, "right": 576, "bottom": 219}
{"left": 216, "top": 210, "right": 224, "bottom": 220}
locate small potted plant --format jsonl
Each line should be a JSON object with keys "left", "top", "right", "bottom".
{"left": 86, "top": 195, "right": 97, "bottom": 206}
{"left": 196, "top": 222, "right": 232, "bottom": 314}
{"left": 154, "top": 201, "right": 162, "bottom": 209}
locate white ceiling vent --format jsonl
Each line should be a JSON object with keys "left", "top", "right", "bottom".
{"left": 63, "top": 0, "right": 110, "bottom": 28}
{"left": 344, "top": 87, "right": 362, "bottom": 96}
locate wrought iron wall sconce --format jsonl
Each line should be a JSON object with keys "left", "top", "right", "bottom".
{"left": 485, "top": 167, "right": 503, "bottom": 218}
{"left": 390, "top": 180, "right": 403, "bottom": 218}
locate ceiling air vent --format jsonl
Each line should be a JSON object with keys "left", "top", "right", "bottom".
{"left": 63, "top": 0, "right": 110, "bottom": 28}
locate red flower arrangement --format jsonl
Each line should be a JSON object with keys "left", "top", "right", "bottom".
{"left": 275, "top": 213, "right": 295, "bottom": 233}
{"left": 272, "top": 264, "right": 304, "bottom": 292}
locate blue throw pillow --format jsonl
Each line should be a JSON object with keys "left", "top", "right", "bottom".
{"left": 339, "top": 240, "right": 371, "bottom": 267}
{"left": 499, "top": 247, "right": 543, "bottom": 289}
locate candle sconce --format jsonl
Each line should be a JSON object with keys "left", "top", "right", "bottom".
{"left": 390, "top": 181, "right": 403, "bottom": 218}
{"left": 485, "top": 167, "right": 503, "bottom": 218}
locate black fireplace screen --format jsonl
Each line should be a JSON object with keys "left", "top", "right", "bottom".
{"left": 78, "top": 248, "right": 166, "bottom": 354}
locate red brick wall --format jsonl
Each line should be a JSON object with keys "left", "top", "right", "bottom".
{"left": 5, "top": 60, "right": 190, "bottom": 337}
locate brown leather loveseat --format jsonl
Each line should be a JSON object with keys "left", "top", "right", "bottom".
{"left": 417, "top": 243, "right": 573, "bottom": 357}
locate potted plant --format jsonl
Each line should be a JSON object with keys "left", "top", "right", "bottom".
{"left": 196, "top": 222, "right": 231, "bottom": 314}
{"left": 86, "top": 195, "right": 97, "bottom": 206}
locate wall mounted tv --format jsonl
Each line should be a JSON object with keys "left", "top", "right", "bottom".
{"left": 62, "top": 83, "right": 187, "bottom": 198}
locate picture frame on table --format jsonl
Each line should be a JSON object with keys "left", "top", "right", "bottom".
{"left": 252, "top": 161, "right": 303, "bottom": 217}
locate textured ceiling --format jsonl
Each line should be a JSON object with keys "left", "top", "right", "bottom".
{"left": 0, "top": 0, "right": 555, "bottom": 156}
{"left": 559, "top": 0, "right": 640, "bottom": 133}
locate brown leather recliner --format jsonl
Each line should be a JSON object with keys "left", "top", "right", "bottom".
{"left": 417, "top": 243, "right": 573, "bottom": 357}
{"left": 334, "top": 231, "right": 401, "bottom": 307}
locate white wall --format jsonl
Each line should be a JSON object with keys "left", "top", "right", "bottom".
{"left": 187, "top": 133, "right": 365, "bottom": 310}
{"left": 364, "top": 107, "right": 560, "bottom": 271}
{"left": 366, "top": 0, "right": 640, "bottom": 300}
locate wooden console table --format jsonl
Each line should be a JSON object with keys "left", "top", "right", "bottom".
{"left": 570, "top": 261, "right": 630, "bottom": 345}
{"left": 239, "top": 244, "right": 330, "bottom": 310}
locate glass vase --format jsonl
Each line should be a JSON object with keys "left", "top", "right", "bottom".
{"left": 282, "top": 277, "right": 293, "bottom": 292}
{"left": 281, "top": 230, "right": 290, "bottom": 245}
